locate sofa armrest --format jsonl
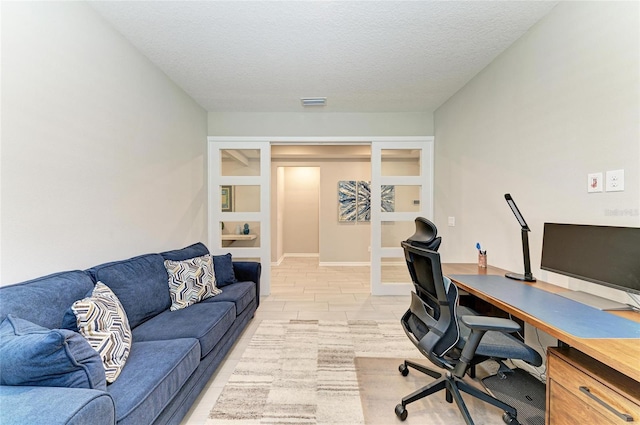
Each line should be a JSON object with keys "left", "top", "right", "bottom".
{"left": 0, "top": 386, "right": 115, "bottom": 425}
{"left": 232, "top": 261, "right": 261, "bottom": 307}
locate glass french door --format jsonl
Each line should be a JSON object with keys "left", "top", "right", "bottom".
{"left": 370, "top": 138, "right": 434, "bottom": 295}
{"left": 208, "top": 139, "right": 271, "bottom": 296}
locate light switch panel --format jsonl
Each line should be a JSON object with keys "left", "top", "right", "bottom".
{"left": 587, "top": 172, "right": 603, "bottom": 193}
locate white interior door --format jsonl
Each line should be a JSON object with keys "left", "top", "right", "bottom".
{"left": 370, "top": 138, "right": 434, "bottom": 295}
{"left": 208, "top": 139, "right": 271, "bottom": 296}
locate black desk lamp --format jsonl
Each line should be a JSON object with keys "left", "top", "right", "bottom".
{"left": 505, "top": 194, "right": 536, "bottom": 282}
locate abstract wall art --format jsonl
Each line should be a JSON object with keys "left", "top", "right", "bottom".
{"left": 381, "top": 184, "right": 395, "bottom": 213}
{"left": 357, "top": 181, "right": 371, "bottom": 221}
{"left": 338, "top": 180, "right": 358, "bottom": 222}
{"left": 338, "top": 181, "right": 394, "bottom": 222}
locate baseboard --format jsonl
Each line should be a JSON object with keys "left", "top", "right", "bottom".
{"left": 318, "top": 262, "right": 370, "bottom": 267}
{"left": 272, "top": 253, "right": 319, "bottom": 266}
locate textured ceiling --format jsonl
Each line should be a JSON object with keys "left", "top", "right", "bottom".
{"left": 90, "top": 1, "right": 558, "bottom": 113}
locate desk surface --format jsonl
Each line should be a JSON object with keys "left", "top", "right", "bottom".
{"left": 442, "top": 263, "right": 640, "bottom": 383}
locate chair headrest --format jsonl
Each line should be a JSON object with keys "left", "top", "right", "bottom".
{"left": 406, "top": 217, "right": 440, "bottom": 251}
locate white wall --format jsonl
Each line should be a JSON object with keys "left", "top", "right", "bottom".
{"left": 208, "top": 112, "right": 433, "bottom": 137}
{"left": 1, "top": 2, "right": 208, "bottom": 284}
{"left": 434, "top": 1, "right": 639, "bottom": 303}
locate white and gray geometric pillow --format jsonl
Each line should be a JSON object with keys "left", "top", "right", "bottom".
{"left": 164, "top": 254, "right": 222, "bottom": 311}
{"left": 71, "top": 282, "right": 132, "bottom": 383}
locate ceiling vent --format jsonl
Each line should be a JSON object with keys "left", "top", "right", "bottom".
{"left": 301, "top": 97, "right": 327, "bottom": 107}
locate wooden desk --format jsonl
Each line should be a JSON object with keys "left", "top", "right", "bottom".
{"left": 442, "top": 263, "right": 640, "bottom": 383}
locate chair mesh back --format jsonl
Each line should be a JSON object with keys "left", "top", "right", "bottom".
{"left": 403, "top": 243, "right": 460, "bottom": 358}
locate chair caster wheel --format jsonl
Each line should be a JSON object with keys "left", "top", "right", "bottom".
{"left": 398, "top": 363, "right": 409, "bottom": 376}
{"left": 395, "top": 404, "right": 408, "bottom": 421}
{"left": 502, "top": 412, "right": 520, "bottom": 425}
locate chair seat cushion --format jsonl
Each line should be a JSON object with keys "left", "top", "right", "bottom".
{"left": 202, "top": 281, "right": 255, "bottom": 315}
{"left": 131, "top": 302, "right": 236, "bottom": 358}
{"left": 457, "top": 306, "right": 542, "bottom": 366}
{"left": 107, "top": 339, "right": 200, "bottom": 425}
{"left": 476, "top": 330, "right": 543, "bottom": 366}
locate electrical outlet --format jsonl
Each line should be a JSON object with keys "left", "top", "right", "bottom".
{"left": 448, "top": 217, "right": 455, "bottom": 227}
{"left": 587, "top": 172, "right": 603, "bottom": 193}
{"left": 606, "top": 169, "right": 624, "bottom": 192}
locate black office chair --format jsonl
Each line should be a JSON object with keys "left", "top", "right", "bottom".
{"left": 395, "top": 243, "right": 542, "bottom": 425}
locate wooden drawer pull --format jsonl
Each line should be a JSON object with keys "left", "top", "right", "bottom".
{"left": 579, "top": 386, "right": 634, "bottom": 422}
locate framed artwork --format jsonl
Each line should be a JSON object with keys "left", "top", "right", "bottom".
{"left": 221, "top": 185, "right": 234, "bottom": 212}
{"left": 338, "top": 181, "right": 395, "bottom": 222}
{"left": 357, "top": 181, "right": 371, "bottom": 221}
{"left": 338, "top": 181, "right": 357, "bottom": 222}
{"left": 381, "top": 185, "right": 395, "bottom": 213}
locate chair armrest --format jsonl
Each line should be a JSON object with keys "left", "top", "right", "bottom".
{"left": 460, "top": 315, "right": 521, "bottom": 333}
{"left": 454, "top": 315, "right": 521, "bottom": 378}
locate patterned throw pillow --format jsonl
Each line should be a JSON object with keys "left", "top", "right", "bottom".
{"left": 71, "top": 282, "right": 132, "bottom": 383}
{"left": 164, "top": 254, "right": 222, "bottom": 311}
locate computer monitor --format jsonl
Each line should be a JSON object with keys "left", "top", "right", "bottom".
{"left": 541, "top": 223, "right": 640, "bottom": 295}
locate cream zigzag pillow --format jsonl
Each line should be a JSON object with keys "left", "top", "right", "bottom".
{"left": 71, "top": 282, "right": 132, "bottom": 383}
{"left": 164, "top": 254, "right": 222, "bottom": 311}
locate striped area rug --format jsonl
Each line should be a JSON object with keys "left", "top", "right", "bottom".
{"left": 207, "top": 319, "right": 418, "bottom": 425}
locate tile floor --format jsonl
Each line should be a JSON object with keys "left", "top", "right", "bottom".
{"left": 180, "top": 256, "right": 411, "bottom": 424}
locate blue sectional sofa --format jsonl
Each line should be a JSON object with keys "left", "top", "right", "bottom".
{"left": 0, "top": 243, "right": 260, "bottom": 425}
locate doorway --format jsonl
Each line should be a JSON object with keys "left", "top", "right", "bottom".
{"left": 208, "top": 137, "right": 433, "bottom": 297}
{"left": 275, "top": 166, "right": 320, "bottom": 264}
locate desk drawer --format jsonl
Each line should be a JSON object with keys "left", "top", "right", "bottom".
{"left": 548, "top": 380, "right": 614, "bottom": 425}
{"left": 547, "top": 347, "right": 640, "bottom": 425}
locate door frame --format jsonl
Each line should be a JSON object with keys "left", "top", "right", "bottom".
{"left": 208, "top": 136, "right": 433, "bottom": 297}
{"left": 371, "top": 139, "right": 434, "bottom": 295}
{"left": 208, "top": 139, "right": 271, "bottom": 296}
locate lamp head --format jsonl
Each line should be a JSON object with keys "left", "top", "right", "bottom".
{"left": 505, "top": 193, "right": 530, "bottom": 231}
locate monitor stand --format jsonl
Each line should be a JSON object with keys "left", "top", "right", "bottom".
{"left": 557, "top": 290, "right": 633, "bottom": 311}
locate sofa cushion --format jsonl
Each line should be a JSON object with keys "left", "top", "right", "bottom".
{"left": 0, "top": 386, "right": 116, "bottom": 425}
{"left": 0, "top": 270, "right": 94, "bottom": 330}
{"left": 164, "top": 254, "right": 221, "bottom": 311}
{"left": 68, "top": 283, "right": 132, "bottom": 383}
{"left": 160, "top": 242, "right": 209, "bottom": 261}
{"left": 0, "top": 315, "right": 107, "bottom": 391}
{"left": 202, "top": 281, "right": 255, "bottom": 316}
{"left": 107, "top": 339, "right": 200, "bottom": 425}
{"left": 213, "top": 253, "right": 238, "bottom": 287}
{"left": 131, "top": 302, "right": 236, "bottom": 358}
{"left": 88, "top": 254, "right": 170, "bottom": 328}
